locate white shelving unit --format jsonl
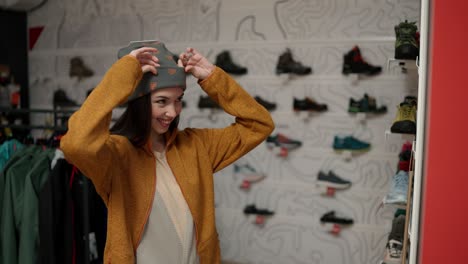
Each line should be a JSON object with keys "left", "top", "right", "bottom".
{"left": 407, "top": 0, "right": 430, "bottom": 263}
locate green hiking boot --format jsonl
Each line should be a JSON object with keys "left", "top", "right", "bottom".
{"left": 390, "top": 102, "right": 416, "bottom": 134}
{"left": 348, "top": 94, "right": 387, "bottom": 114}
{"left": 395, "top": 20, "right": 419, "bottom": 60}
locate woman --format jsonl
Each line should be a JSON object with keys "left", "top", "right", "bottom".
{"left": 60, "top": 41, "right": 274, "bottom": 263}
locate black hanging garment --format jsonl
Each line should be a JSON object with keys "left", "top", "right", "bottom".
{"left": 39, "top": 158, "right": 107, "bottom": 264}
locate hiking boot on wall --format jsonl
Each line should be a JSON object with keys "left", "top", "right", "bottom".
{"left": 390, "top": 102, "right": 417, "bottom": 134}
{"left": 276, "top": 48, "right": 312, "bottom": 75}
{"left": 255, "top": 96, "right": 277, "bottom": 111}
{"left": 69, "top": 56, "right": 94, "bottom": 80}
{"left": 348, "top": 94, "right": 387, "bottom": 114}
{"left": 215, "top": 50, "right": 247, "bottom": 75}
{"left": 398, "top": 141, "right": 413, "bottom": 172}
{"left": 395, "top": 20, "right": 419, "bottom": 60}
{"left": 293, "top": 97, "right": 327, "bottom": 112}
{"left": 198, "top": 95, "right": 220, "bottom": 110}
{"left": 382, "top": 214, "right": 405, "bottom": 263}
{"left": 383, "top": 239, "right": 403, "bottom": 264}
{"left": 53, "top": 89, "right": 79, "bottom": 108}
{"left": 342, "top": 46, "right": 382, "bottom": 76}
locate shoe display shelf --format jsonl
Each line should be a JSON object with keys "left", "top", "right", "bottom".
{"left": 0, "top": 107, "right": 76, "bottom": 131}
{"left": 386, "top": 58, "right": 419, "bottom": 74}
{"left": 385, "top": 2, "right": 429, "bottom": 262}
{"left": 401, "top": 154, "right": 415, "bottom": 264}
{"left": 384, "top": 131, "right": 415, "bottom": 156}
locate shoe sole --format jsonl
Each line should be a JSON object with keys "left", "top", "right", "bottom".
{"left": 395, "top": 45, "right": 419, "bottom": 60}
{"left": 333, "top": 147, "right": 370, "bottom": 153}
{"left": 267, "top": 142, "right": 301, "bottom": 150}
{"left": 391, "top": 120, "right": 416, "bottom": 134}
{"left": 316, "top": 180, "right": 351, "bottom": 189}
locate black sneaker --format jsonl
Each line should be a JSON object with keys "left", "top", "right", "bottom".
{"left": 276, "top": 48, "right": 312, "bottom": 75}
{"left": 197, "top": 95, "right": 220, "bottom": 109}
{"left": 320, "top": 211, "right": 354, "bottom": 225}
{"left": 215, "top": 50, "right": 247, "bottom": 75}
{"left": 243, "top": 204, "right": 274, "bottom": 216}
{"left": 293, "top": 97, "right": 327, "bottom": 112}
{"left": 342, "top": 46, "right": 382, "bottom": 76}
{"left": 395, "top": 20, "right": 419, "bottom": 60}
{"left": 317, "top": 171, "right": 351, "bottom": 189}
{"left": 255, "top": 96, "right": 276, "bottom": 111}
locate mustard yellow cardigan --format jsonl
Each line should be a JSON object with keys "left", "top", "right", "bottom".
{"left": 60, "top": 55, "right": 275, "bottom": 264}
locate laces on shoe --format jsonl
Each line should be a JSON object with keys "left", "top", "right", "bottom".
{"left": 400, "top": 105, "right": 414, "bottom": 120}
{"left": 393, "top": 172, "right": 409, "bottom": 192}
{"left": 387, "top": 240, "right": 403, "bottom": 258}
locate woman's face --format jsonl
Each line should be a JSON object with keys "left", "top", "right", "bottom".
{"left": 150, "top": 87, "right": 184, "bottom": 135}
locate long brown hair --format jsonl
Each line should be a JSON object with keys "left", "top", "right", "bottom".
{"left": 110, "top": 94, "right": 180, "bottom": 147}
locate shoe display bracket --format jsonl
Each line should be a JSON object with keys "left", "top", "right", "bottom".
{"left": 384, "top": 130, "right": 416, "bottom": 142}
{"left": 354, "top": 112, "right": 367, "bottom": 125}
{"left": 386, "top": 58, "right": 418, "bottom": 74}
{"left": 345, "top": 73, "right": 360, "bottom": 85}
{"left": 339, "top": 150, "right": 353, "bottom": 162}
{"left": 294, "top": 111, "right": 320, "bottom": 123}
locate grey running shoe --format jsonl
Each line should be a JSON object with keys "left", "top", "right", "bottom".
{"left": 317, "top": 171, "right": 352, "bottom": 189}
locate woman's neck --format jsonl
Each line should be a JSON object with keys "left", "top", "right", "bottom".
{"left": 152, "top": 133, "right": 166, "bottom": 153}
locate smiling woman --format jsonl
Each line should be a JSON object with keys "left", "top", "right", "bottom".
{"left": 59, "top": 40, "right": 274, "bottom": 264}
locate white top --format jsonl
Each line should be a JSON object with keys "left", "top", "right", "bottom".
{"left": 136, "top": 151, "right": 198, "bottom": 264}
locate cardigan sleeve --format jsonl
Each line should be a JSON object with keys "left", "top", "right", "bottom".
{"left": 60, "top": 55, "right": 143, "bottom": 201}
{"left": 194, "top": 67, "right": 275, "bottom": 172}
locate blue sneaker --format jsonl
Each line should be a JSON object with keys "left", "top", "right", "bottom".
{"left": 383, "top": 170, "right": 408, "bottom": 205}
{"left": 333, "top": 136, "right": 371, "bottom": 152}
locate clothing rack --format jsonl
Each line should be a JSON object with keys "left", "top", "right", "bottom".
{"left": 0, "top": 141, "right": 106, "bottom": 264}
{"left": 0, "top": 107, "right": 77, "bottom": 131}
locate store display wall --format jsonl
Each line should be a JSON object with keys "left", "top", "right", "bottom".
{"left": 28, "top": 0, "right": 420, "bottom": 263}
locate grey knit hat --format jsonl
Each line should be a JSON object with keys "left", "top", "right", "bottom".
{"left": 117, "top": 40, "right": 186, "bottom": 101}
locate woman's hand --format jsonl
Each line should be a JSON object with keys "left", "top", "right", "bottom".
{"left": 178, "top": 47, "right": 215, "bottom": 80}
{"left": 129, "top": 47, "right": 160, "bottom": 75}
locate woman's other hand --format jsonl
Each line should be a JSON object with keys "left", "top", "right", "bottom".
{"left": 178, "top": 47, "right": 215, "bottom": 80}
{"left": 129, "top": 47, "right": 160, "bottom": 75}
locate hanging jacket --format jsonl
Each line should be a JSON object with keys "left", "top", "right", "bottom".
{"left": 39, "top": 159, "right": 107, "bottom": 264}
{"left": 0, "top": 139, "right": 25, "bottom": 171}
{"left": 18, "top": 148, "right": 55, "bottom": 264}
{"left": 39, "top": 158, "right": 75, "bottom": 264}
{"left": 60, "top": 55, "right": 275, "bottom": 263}
{"left": 0, "top": 146, "right": 43, "bottom": 264}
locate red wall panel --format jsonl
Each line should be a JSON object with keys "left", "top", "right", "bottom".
{"left": 420, "top": 0, "right": 468, "bottom": 262}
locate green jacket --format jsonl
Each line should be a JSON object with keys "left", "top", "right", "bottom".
{"left": 19, "top": 148, "right": 55, "bottom": 264}
{"left": 60, "top": 55, "right": 275, "bottom": 263}
{"left": 0, "top": 146, "right": 54, "bottom": 264}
